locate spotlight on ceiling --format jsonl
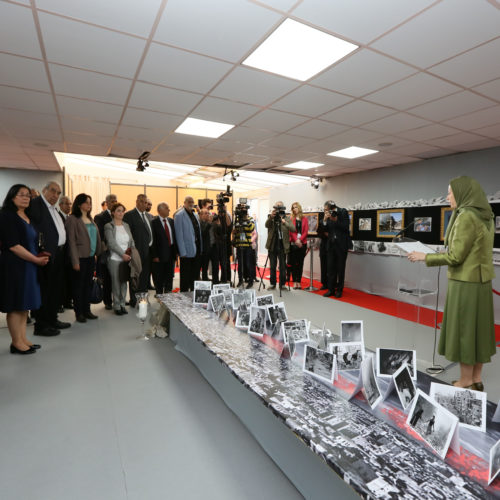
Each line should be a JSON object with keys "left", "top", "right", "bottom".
{"left": 310, "top": 176, "right": 322, "bottom": 190}
{"left": 223, "top": 169, "right": 239, "bottom": 182}
{"left": 136, "top": 151, "right": 150, "bottom": 172}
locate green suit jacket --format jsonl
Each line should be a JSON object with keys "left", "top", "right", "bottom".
{"left": 425, "top": 208, "right": 495, "bottom": 283}
{"left": 265, "top": 215, "right": 295, "bottom": 254}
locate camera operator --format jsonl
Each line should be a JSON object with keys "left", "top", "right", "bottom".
{"left": 211, "top": 188, "right": 233, "bottom": 283}
{"left": 199, "top": 208, "right": 212, "bottom": 281}
{"left": 322, "top": 200, "right": 350, "bottom": 298}
{"left": 232, "top": 200, "right": 255, "bottom": 289}
{"left": 265, "top": 201, "right": 295, "bottom": 290}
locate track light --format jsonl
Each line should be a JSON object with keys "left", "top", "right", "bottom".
{"left": 310, "top": 176, "right": 322, "bottom": 190}
{"left": 223, "top": 169, "right": 239, "bottom": 182}
{"left": 136, "top": 151, "right": 150, "bottom": 172}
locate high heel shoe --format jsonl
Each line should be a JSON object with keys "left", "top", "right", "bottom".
{"left": 10, "top": 344, "right": 36, "bottom": 355}
{"left": 29, "top": 344, "right": 41, "bottom": 350}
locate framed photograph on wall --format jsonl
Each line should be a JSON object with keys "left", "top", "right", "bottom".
{"left": 376, "top": 209, "right": 404, "bottom": 238}
{"left": 359, "top": 218, "right": 372, "bottom": 231}
{"left": 304, "top": 212, "right": 319, "bottom": 236}
{"left": 440, "top": 207, "right": 453, "bottom": 241}
{"left": 348, "top": 211, "right": 353, "bottom": 237}
{"left": 414, "top": 217, "right": 432, "bottom": 232}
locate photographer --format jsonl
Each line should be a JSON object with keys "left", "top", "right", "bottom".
{"left": 289, "top": 202, "right": 309, "bottom": 289}
{"left": 199, "top": 208, "right": 212, "bottom": 281}
{"left": 322, "top": 200, "right": 350, "bottom": 298}
{"left": 211, "top": 188, "right": 232, "bottom": 283}
{"left": 232, "top": 201, "right": 255, "bottom": 289}
{"left": 316, "top": 203, "right": 329, "bottom": 291}
{"left": 265, "top": 201, "right": 295, "bottom": 290}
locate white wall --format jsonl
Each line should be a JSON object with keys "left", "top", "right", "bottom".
{"left": 0, "top": 167, "right": 63, "bottom": 204}
{"left": 270, "top": 146, "right": 500, "bottom": 209}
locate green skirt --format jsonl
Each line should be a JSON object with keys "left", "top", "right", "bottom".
{"left": 439, "top": 279, "right": 496, "bottom": 365}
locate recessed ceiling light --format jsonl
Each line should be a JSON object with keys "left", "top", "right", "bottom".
{"left": 242, "top": 18, "right": 358, "bottom": 81}
{"left": 284, "top": 161, "right": 324, "bottom": 170}
{"left": 328, "top": 146, "right": 378, "bottom": 159}
{"left": 175, "top": 117, "right": 235, "bottom": 138}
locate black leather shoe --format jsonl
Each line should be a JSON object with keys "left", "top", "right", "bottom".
{"left": 323, "top": 291, "right": 334, "bottom": 298}
{"left": 84, "top": 312, "right": 98, "bottom": 320}
{"left": 76, "top": 315, "right": 87, "bottom": 323}
{"left": 319, "top": 285, "right": 328, "bottom": 291}
{"left": 105, "top": 304, "right": 113, "bottom": 310}
{"left": 114, "top": 309, "right": 124, "bottom": 316}
{"left": 236, "top": 281, "right": 243, "bottom": 287}
{"left": 63, "top": 302, "right": 73, "bottom": 309}
{"left": 53, "top": 320, "right": 71, "bottom": 329}
{"left": 335, "top": 290, "right": 343, "bottom": 298}
{"left": 10, "top": 344, "right": 36, "bottom": 355}
{"left": 268, "top": 285, "right": 276, "bottom": 290}
{"left": 30, "top": 344, "right": 41, "bottom": 349}
{"left": 34, "top": 327, "right": 60, "bottom": 336}
{"left": 246, "top": 282, "right": 254, "bottom": 289}
{"left": 120, "top": 307, "right": 128, "bottom": 315}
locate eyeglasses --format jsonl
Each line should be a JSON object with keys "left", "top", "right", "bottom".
{"left": 16, "top": 193, "right": 31, "bottom": 199}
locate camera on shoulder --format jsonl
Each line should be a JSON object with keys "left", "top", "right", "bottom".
{"left": 273, "top": 204, "right": 286, "bottom": 218}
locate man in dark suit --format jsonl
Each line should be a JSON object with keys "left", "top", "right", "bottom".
{"left": 123, "top": 194, "right": 153, "bottom": 307}
{"left": 94, "top": 193, "right": 117, "bottom": 310}
{"left": 58, "top": 195, "right": 73, "bottom": 311}
{"left": 322, "top": 200, "right": 350, "bottom": 298}
{"left": 151, "top": 202, "right": 177, "bottom": 294}
{"left": 30, "top": 182, "right": 71, "bottom": 335}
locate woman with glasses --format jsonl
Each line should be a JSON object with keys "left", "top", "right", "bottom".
{"left": 0, "top": 184, "right": 49, "bottom": 354}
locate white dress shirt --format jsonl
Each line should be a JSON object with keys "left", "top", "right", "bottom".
{"left": 42, "top": 195, "right": 66, "bottom": 246}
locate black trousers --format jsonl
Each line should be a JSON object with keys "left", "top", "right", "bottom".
{"left": 34, "top": 246, "right": 64, "bottom": 330}
{"left": 236, "top": 247, "right": 255, "bottom": 283}
{"left": 130, "top": 247, "right": 151, "bottom": 305}
{"left": 200, "top": 251, "right": 211, "bottom": 281}
{"left": 179, "top": 255, "right": 201, "bottom": 292}
{"left": 319, "top": 242, "right": 328, "bottom": 287}
{"left": 152, "top": 258, "right": 175, "bottom": 294}
{"left": 210, "top": 243, "right": 229, "bottom": 284}
{"left": 96, "top": 257, "right": 112, "bottom": 306}
{"left": 60, "top": 255, "right": 73, "bottom": 308}
{"left": 268, "top": 251, "right": 287, "bottom": 287}
{"left": 72, "top": 256, "right": 95, "bottom": 316}
{"left": 288, "top": 245, "right": 307, "bottom": 283}
{"left": 326, "top": 244, "right": 347, "bottom": 293}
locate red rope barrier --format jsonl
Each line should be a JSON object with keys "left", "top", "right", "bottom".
{"left": 493, "top": 288, "right": 500, "bottom": 296}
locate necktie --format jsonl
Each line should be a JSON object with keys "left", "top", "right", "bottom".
{"left": 141, "top": 212, "right": 152, "bottom": 242}
{"left": 163, "top": 219, "right": 171, "bottom": 245}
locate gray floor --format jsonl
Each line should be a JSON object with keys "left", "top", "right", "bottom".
{"left": 1, "top": 278, "right": 498, "bottom": 500}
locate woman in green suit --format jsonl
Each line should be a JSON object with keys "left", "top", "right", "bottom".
{"left": 408, "top": 176, "right": 495, "bottom": 391}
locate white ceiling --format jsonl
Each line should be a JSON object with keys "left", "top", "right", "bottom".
{"left": 1, "top": 0, "right": 500, "bottom": 178}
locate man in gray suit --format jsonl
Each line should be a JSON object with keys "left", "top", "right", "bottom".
{"left": 123, "top": 194, "right": 153, "bottom": 307}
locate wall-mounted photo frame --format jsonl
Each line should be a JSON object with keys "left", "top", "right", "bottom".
{"left": 304, "top": 212, "right": 319, "bottom": 236}
{"left": 414, "top": 216, "right": 432, "bottom": 233}
{"left": 376, "top": 209, "right": 404, "bottom": 238}
{"left": 348, "top": 211, "right": 353, "bottom": 237}
{"left": 359, "top": 218, "right": 372, "bottom": 231}
{"left": 440, "top": 207, "right": 453, "bottom": 241}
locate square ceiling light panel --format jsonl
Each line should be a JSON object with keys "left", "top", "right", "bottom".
{"left": 284, "top": 161, "right": 324, "bottom": 169}
{"left": 328, "top": 146, "right": 378, "bottom": 159}
{"left": 242, "top": 18, "right": 358, "bottom": 81}
{"left": 175, "top": 117, "right": 235, "bottom": 139}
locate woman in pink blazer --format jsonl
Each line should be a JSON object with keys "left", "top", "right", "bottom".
{"left": 289, "top": 202, "right": 309, "bottom": 289}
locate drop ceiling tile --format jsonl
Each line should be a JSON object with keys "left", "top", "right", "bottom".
{"left": 205, "top": 140, "right": 253, "bottom": 153}
{"left": 389, "top": 142, "right": 450, "bottom": 157}
{"left": 397, "top": 124, "right": 458, "bottom": 142}
{"left": 121, "top": 108, "right": 183, "bottom": 131}
{"left": 371, "top": 0, "right": 500, "bottom": 67}
{"left": 254, "top": 0, "right": 298, "bottom": 10}
{"left": 61, "top": 117, "right": 117, "bottom": 135}
{"left": 210, "top": 66, "right": 299, "bottom": 106}
{"left": 473, "top": 78, "right": 500, "bottom": 102}
{"left": 0, "top": 51, "right": 51, "bottom": 92}
{"left": 0, "top": 87, "right": 56, "bottom": 114}
{"left": 457, "top": 137, "right": 500, "bottom": 151}
{"left": 8, "top": 126, "right": 63, "bottom": 142}
{"left": 311, "top": 50, "right": 416, "bottom": 97}
{"left": 166, "top": 133, "right": 213, "bottom": 147}
{"left": 56, "top": 96, "right": 123, "bottom": 122}
{"left": 364, "top": 73, "right": 460, "bottom": 109}
{"left": 129, "top": 82, "right": 202, "bottom": 116}
{"left": 428, "top": 38, "right": 500, "bottom": 87}
{"left": 39, "top": 13, "right": 146, "bottom": 78}
{"left": 190, "top": 97, "right": 261, "bottom": 124}
{"left": 219, "top": 126, "right": 273, "bottom": 144}
{"left": 357, "top": 135, "right": 412, "bottom": 151}
{"left": 471, "top": 123, "right": 500, "bottom": 139}
{"left": 363, "top": 113, "right": 431, "bottom": 134}
{"left": 1, "top": 109, "right": 58, "bottom": 129}
{"left": 36, "top": 0, "right": 162, "bottom": 37}
{"left": 116, "top": 124, "right": 168, "bottom": 142}
{"left": 261, "top": 134, "right": 313, "bottom": 149}
{"left": 0, "top": 2, "right": 42, "bottom": 58}
{"left": 242, "top": 109, "right": 307, "bottom": 132}
{"left": 67, "top": 143, "right": 108, "bottom": 156}
{"left": 287, "top": 119, "right": 346, "bottom": 139}
{"left": 272, "top": 86, "right": 352, "bottom": 117}
{"left": 321, "top": 100, "right": 395, "bottom": 126}
{"left": 424, "top": 132, "right": 485, "bottom": 148}
{"left": 243, "top": 144, "right": 286, "bottom": 157}
{"left": 64, "top": 132, "right": 113, "bottom": 146}
{"left": 292, "top": 0, "right": 435, "bottom": 44}
{"left": 327, "top": 128, "right": 385, "bottom": 147}
{"left": 50, "top": 64, "right": 132, "bottom": 105}
{"left": 140, "top": 43, "right": 232, "bottom": 94}
{"left": 408, "top": 91, "right": 495, "bottom": 122}
{"left": 186, "top": 150, "right": 231, "bottom": 165}
{"left": 443, "top": 105, "right": 500, "bottom": 129}
{"left": 155, "top": 0, "right": 280, "bottom": 62}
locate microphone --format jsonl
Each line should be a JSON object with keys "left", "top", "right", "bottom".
{"left": 394, "top": 221, "right": 414, "bottom": 239}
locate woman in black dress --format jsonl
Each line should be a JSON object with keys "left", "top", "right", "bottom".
{"left": 0, "top": 185, "right": 50, "bottom": 354}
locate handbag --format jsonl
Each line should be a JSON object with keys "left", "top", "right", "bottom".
{"left": 90, "top": 274, "right": 103, "bottom": 304}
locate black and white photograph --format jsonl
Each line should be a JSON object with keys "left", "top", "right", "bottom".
{"left": 256, "top": 294, "right": 274, "bottom": 307}
{"left": 429, "top": 382, "right": 487, "bottom": 432}
{"left": 359, "top": 218, "right": 372, "bottom": 231}
{"left": 194, "top": 280, "right": 212, "bottom": 290}
{"left": 235, "top": 310, "right": 250, "bottom": 330}
{"left": 266, "top": 302, "right": 287, "bottom": 324}
{"left": 193, "top": 288, "right": 211, "bottom": 305}
{"left": 489, "top": 438, "right": 500, "bottom": 485}
{"left": 413, "top": 216, "right": 432, "bottom": 232}
{"left": 360, "top": 355, "right": 383, "bottom": 409}
{"left": 270, "top": 319, "right": 284, "bottom": 341}
{"left": 341, "top": 320, "right": 363, "bottom": 344}
{"left": 406, "top": 390, "right": 459, "bottom": 460}
{"left": 282, "top": 319, "right": 309, "bottom": 343}
{"left": 309, "top": 328, "right": 331, "bottom": 351}
{"left": 393, "top": 364, "right": 417, "bottom": 410}
{"left": 495, "top": 216, "right": 500, "bottom": 234}
{"left": 248, "top": 305, "right": 266, "bottom": 337}
{"left": 303, "top": 345, "right": 335, "bottom": 384}
{"left": 329, "top": 342, "right": 363, "bottom": 371}
{"left": 376, "top": 348, "right": 417, "bottom": 380}
{"left": 213, "top": 283, "right": 230, "bottom": 292}
{"left": 209, "top": 293, "right": 225, "bottom": 315}
{"left": 232, "top": 290, "right": 254, "bottom": 310}
{"left": 287, "top": 331, "right": 296, "bottom": 358}
{"left": 220, "top": 288, "right": 235, "bottom": 306}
